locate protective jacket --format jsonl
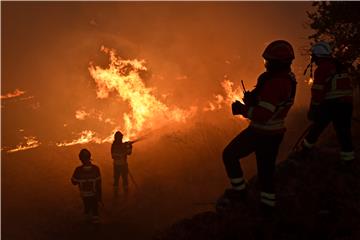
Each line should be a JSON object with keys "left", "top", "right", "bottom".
{"left": 244, "top": 71, "right": 297, "bottom": 133}
{"left": 71, "top": 163, "right": 101, "bottom": 199}
{"left": 111, "top": 141, "right": 132, "bottom": 166}
{"left": 311, "top": 58, "right": 353, "bottom": 106}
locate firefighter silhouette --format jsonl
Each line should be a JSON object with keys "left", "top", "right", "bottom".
{"left": 300, "top": 41, "right": 354, "bottom": 164}
{"left": 71, "top": 148, "right": 102, "bottom": 223}
{"left": 217, "top": 40, "right": 297, "bottom": 215}
{"left": 111, "top": 131, "right": 132, "bottom": 196}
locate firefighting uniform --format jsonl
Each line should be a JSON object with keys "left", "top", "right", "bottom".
{"left": 71, "top": 163, "right": 102, "bottom": 219}
{"left": 223, "top": 71, "right": 296, "bottom": 207}
{"left": 111, "top": 141, "right": 132, "bottom": 190}
{"left": 303, "top": 58, "right": 354, "bottom": 162}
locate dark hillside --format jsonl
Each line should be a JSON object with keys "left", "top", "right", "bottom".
{"left": 2, "top": 110, "right": 359, "bottom": 240}
{"left": 155, "top": 120, "right": 360, "bottom": 240}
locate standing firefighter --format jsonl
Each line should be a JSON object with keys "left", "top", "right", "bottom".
{"left": 111, "top": 131, "right": 132, "bottom": 195}
{"left": 300, "top": 41, "right": 354, "bottom": 163}
{"left": 217, "top": 40, "right": 297, "bottom": 214}
{"left": 71, "top": 149, "right": 102, "bottom": 223}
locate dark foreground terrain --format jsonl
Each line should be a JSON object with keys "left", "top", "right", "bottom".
{"left": 155, "top": 120, "right": 360, "bottom": 240}
{"left": 2, "top": 112, "right": 359, "bottom": 240}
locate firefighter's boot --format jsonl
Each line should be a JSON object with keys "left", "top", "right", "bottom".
{"left": 289, "top": 143, "right": 313, "bottom": 162}
{"left": 216, "top": 188, "right": 247, "bottom": 211}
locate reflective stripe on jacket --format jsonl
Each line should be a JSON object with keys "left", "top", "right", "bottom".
{"left": 111, "top": 141, "right": 132, "bottom": 165}
{"left": 71, "top": 164, "right": 101, "bottom": 197}
{"left": 311, "top": 59, "right": 353, "bottom": 106}
{"left": 245, "top": 71, "right": 297, "bottom": 133}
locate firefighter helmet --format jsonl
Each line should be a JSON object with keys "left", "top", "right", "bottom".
{"left": 311, "top": 41, "right": 332, "bottom": 57}
{"left": 79, "top": 148, "right": 91, "bottom": 161}
{"left": 262, "top": 40, "right": 295, "bottom": 61}
{"left": 114, "top": 131, "right": 123, "bottom": 141}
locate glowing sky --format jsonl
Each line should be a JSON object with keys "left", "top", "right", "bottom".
{"left": 1, "top": 2, "right": 313, "bottom": 151}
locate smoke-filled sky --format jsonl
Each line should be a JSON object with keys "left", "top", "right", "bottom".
{"left": 1, "top": 2, "right": 313, "bottom": 151}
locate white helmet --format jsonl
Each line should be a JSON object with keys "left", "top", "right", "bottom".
{"left": 311, "top": 41, "right": 332, "bottom": 57}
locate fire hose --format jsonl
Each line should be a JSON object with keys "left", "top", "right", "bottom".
{"left": 124, "top": 136, "right": 147, "bottom": 192}
{"left": 128, "top": 169, "right": 139, "bottom": 191}
{"left": 290, "top": 124, "right": 312, "bottom": 153}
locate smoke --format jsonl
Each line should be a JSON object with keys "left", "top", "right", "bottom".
{"left": 2, "top": 2, "right": 313, "bottom": 149}
{"left": 2, "top": 3, "right": 323, "bottom": 240}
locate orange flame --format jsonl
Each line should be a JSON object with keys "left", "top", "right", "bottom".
{"left": 88, "top": 46, "right": 197, "bottom": 140}
{"left": 56, "top": 130, "right": 110, "bottom": 147}
{"left": 7, "top": 136, "right": 41, "bottom": 153}
{"left": 204, "top": 77, "right": 244, "bottom": 111}
{"left": 306, "top": 77, "right": 314, "bottom": 85}
{"left": 221, "top": 79, "right": 244, "bottom": 103}
{"left": 1, "top": 89, "right": 25, "bottom": 99}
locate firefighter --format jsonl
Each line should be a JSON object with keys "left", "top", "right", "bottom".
{"left": 217, "top": 40, "right": 297, "bottom": 215}
{"left": 300, "top": 41, "right": 354, "bottom": 164}
{"left": 71, "top": 148, "right": 102, "bottom": 223}
{"left": 111, "top": 131, "right": 132, "bottom": 195}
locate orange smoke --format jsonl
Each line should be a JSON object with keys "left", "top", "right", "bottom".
{"left": 74, "top": 109, "right": 114, "bottom": 124}
{"left": 88, "top": 46, "right": 197, "bottom": 140}
{"left": 75, "top": 110, "right": 90, "bottom": 120}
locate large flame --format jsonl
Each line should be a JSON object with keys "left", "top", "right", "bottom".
{"left": 4, "top": 48, "right": 248, "bottom": 152}
{"left": 88, "top": 46, "right": 197, "bottom": 140}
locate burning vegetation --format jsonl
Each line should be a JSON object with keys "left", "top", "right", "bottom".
{"left": 88, "top": 46, "right": 198, "bottom": 140}
{"left": 4, "top": 46, "right": 248, "bottom": 153}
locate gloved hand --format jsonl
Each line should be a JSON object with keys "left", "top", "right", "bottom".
{"left": 125, "top": 141, "right": 133, "bottom": 155}
{"left": 243, "top": 91, "right": 258, "bottom": 106}
{"left": 307, "top": 105, "right": 319, "bottom": 121}
{"left": 231, "top": 100, "right": 245, "bottom": 115}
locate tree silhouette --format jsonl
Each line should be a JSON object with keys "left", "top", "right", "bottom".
{"left": 307, "top": 2, "right": 360, "bottom": 87}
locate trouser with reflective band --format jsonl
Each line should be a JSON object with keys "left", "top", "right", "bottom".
{"left": 230, "top": 177, "right": 246, "bottom": 190}
{"left": 223, "top": 126, "right": 284, "bottom": 197}
{"left": 261, "top": 191, "right": 276, "bottom": 207}
{"left": 304, "top": 100, "right": 354, "bottom": 161}
{"left": 82, "top": 196, "right": 99, "bottom": 217}
{"left": 113, "top": 163, "right": 129, "bottom": 189}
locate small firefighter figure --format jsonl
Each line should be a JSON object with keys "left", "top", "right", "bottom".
{"left": 300, "top": 41, "right": 354, "bottom": 164}
{"left": 71, "top": 149, "right": 102, "bottom": 223}
{"left": 217, "top": 40, "right": 297, "bottom": 215}
{"left": 111, "top": 131, "right": 132, "bottom": 195}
